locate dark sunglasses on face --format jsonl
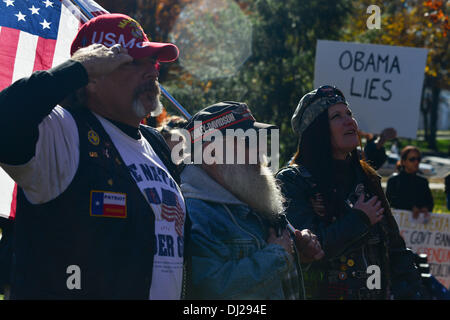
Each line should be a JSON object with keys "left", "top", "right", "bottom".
{"left": 407, "top": 157, "right": 421, "bottom": 162}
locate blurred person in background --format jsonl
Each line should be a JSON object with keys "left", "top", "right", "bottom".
{"left": 359, "top": 128, "right": 397, "bottom": 170}
{"left": 276, "top": 85, "right": 427, "bottom": 300}
{"left": 444, "top": 172, "right": 450, "bottom": 211}
{"left": 157, "top": 115, "right": 189, "bottom": 151}
{"left": 386, "top": 146, "right": 433, "bottom": 223}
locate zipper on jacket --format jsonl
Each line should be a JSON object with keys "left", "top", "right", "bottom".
{"left": 361, "top": 245, "right": 368, "bottom": 270}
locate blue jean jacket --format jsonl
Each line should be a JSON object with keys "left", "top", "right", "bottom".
{"left": 185, "top": 198, "right": 291, "bottom": 299}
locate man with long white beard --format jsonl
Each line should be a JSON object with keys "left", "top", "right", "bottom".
{"left": 0, "top": 13, "right": 185, "bottom": 299}
{"left": 180, "top": 102, "right": 324, "bottom": 299}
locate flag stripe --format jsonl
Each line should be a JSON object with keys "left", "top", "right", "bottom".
{"left": 91, "top": 11, "right": 105, "bottom": 17}
{"left": 103, "top": 204, "right": 126, "bottom": 217}
{"left": 9, "top": 183, "right": 17, "bottom": 220}
{"left": 161, "top": 210, "right": 182, "bottom": 217}
{"left": 0, "top": 167, "right": 15, "bottom": 219}
{"left": 12, "top": 31, "right": 38, "bottom": 83}
{"left": 76, "top": 0, "right": 108, "bottom": 16}
{"left": 33, "top": 37, "right": 57, "bottom": 72}
{"left": 162, "top": 206, "right": 180, "bottom": 213}
{"left": 0, "top": 27, "right": 20, "bottom": 91}
{"left": 161, "top": 199, "right": 185, "bottom": 237}
{"left": 52, "top": 2, "right": 81, "bottom": 67}
{"left": 0, "top": 0, "right": 109, "bottom": 218}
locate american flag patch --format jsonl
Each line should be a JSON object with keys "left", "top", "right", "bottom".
{"left": 90, "top": 191, "right": 127, "bottom": 218}
{"left": 161, "top": 188, "right": 185, "bottom": 237}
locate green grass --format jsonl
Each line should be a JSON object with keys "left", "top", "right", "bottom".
{"left": 384, "top": 138, "right": 450, "bottom": 155}
{"left": 431, "top": 189, "right": 450, "bottom": 214}
{"left": 383, "top": 130, "right": 450, "bottom": 155}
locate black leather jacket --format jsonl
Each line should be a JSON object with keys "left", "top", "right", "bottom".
{"left": 276, "top": 164, "right": 426, "bottom": 300}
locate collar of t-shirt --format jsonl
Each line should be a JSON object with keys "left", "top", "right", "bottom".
{"left": 105, "top": 117, "right": 142, "bottom": 140}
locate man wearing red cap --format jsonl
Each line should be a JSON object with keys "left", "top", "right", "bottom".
{"left": 0, "top": 13, "right": 186, "bottom": 299}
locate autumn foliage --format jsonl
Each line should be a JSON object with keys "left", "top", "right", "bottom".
{"left": 93, "top": 0, "right": 447, "bottom": 154}
{"left": 342, "top": 0, "right": 449, "bottom": 149}
{"left": 424, "top": 1, "right": 449, "bottom": 36}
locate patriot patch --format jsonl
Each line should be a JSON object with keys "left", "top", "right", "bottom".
{"left": 90, "top": 191, "right": 127, "bottom": 218}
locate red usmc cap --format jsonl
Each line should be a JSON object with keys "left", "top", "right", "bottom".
{"left": 70, "top": 13, "right": 179, "bottom": 62}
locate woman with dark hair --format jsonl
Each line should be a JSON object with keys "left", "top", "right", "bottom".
{"left": 386, "top": 146, "right": 433, "bottom": 222}
{"left": 276, "top": 85, "right": 426, "bottom": 300}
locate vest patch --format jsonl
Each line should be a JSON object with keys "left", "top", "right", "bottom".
{"left": 90, "top": 191, "right": 127, "bottom": 218}
{"left": 88, "top": 130, "right": 100, "bottom": 146}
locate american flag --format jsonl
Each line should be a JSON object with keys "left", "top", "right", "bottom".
{"left": 72, "top": 0, "right": 106, "bottom": 18}
{"left": 0, "top": 0, "right": 108, "bottom": 91}
{"left": 0, "top": 0, "right": 107, "bottom": 219}
{"left": 161, "top": 188, "right": 185, "bottom": 237}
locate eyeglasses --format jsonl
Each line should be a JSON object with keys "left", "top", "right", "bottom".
{"left": 407, "top": 157, "right": 421, "bottom": 162}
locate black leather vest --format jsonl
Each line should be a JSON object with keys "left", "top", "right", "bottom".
{"left": 11, "top": 108, "right": 180, "bottom": 299}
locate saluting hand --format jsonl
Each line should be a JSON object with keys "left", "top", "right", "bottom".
{"left": 71, "top": 43, "right": 133, "bottom": 79}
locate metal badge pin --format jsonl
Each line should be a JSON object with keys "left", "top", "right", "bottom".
{"left": 88, "top": 130, "right": 100, "bottom": 146}
{"left": 338, "top": 272, "right": 347, "bottom": 281}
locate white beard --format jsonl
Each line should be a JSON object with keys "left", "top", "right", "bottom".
{"left": 132, "top": 98, "right": 147, "bottom": 119}
{"left": 132, "top": 93, "right": 163, "bottom": 118}
{"left": 150, "top": 98, "right": 163, "bottom": 117}
{"left": 206, "top": 163, "right": 285, "bottom": 222}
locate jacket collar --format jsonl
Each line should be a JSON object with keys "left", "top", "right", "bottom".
{"left": 180, "top": 164, "right": 246, "bottom": 206}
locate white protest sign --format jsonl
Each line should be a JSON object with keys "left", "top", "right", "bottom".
{"left": 392, "top": 209, "right": 450, "bottom": 289}
{"left": 0, "top": 167, "right": 14, "bottom": 219}
{"left": 314, "top": 40, "right": 428, "bottom": 138}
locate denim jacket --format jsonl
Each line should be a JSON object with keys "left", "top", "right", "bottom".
{"left": 181, "top": 165, "right": 296, "bottom": 299}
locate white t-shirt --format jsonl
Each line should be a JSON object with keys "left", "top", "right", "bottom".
{"left": 0, "top": 106, "right": 185, "bottom": 300}
{"left": 96, "top": 115, "right": 185, "bottom": 300}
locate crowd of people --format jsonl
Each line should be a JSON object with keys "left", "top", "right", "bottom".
{"left": 0, "top": 13, "right": 446, "bottom": 300}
